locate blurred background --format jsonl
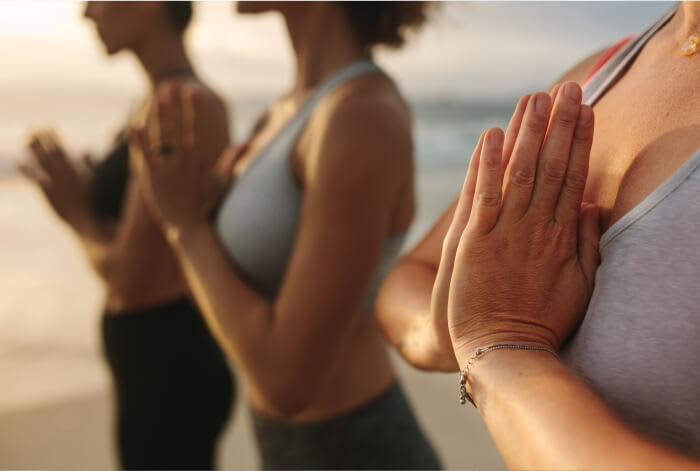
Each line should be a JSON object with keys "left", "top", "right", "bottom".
{"left": 0, "top": 2, "right": 671, "bottom": 470}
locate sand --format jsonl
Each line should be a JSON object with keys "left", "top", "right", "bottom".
{"left": 0, "top": 176, "right": 505, "bottom": 470}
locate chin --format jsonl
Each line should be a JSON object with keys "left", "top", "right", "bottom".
{"left": 104, "top": 45, "right": 121, "bottom": 56}
{"left": 236, "top": 1, "right": 279, "bottom": 15}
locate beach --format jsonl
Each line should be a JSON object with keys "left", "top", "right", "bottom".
{"left": 0, "top": 97, "right": 511, "bottom": 470}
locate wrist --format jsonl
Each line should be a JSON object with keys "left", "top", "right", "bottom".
{"left": 71, "top": 211, "right": 105, "bottom": 240}
{"left": 457, "top": 344, "right": 559, "bottom": 408}
{"left": 451, "top": 322, "right": 559, "bottom": 366}
{"left": 165, "top": 220, "right": 212, "bottom": 251}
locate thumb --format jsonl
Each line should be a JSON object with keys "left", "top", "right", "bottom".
{"left": 221, "top": 142, "right": 249, "bottom": 174}
{"left": 578, "top": 203, "right": 601, "bottom": 288}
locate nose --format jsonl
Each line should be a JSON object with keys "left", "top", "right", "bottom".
{"left": 83, "top": 1, "right": 96, "bottom": 20}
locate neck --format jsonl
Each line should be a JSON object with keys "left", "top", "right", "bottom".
{"left": 132, "top": 31, "right": 193, "bottom": 87}
{"left": 675, "top": 2, "right": 700, "bottom": 38}
{"left": 283, "top": 5, "right": 368, "bottom": 94}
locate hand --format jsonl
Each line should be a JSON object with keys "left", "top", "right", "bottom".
{"left": 20, "top": 130, "right": 96, "bottom": 230}
{"left": 446, "top": 82, "right": 601, "bottom": 361}
{"left": 424, "top": 94, "right": 534, "bottom": 371}
{"left": 130, "top": 83, "right": 242, "bottom": 236}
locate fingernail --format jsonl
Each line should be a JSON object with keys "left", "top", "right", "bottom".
{"left": 564, "top": 82, "right": 582, "bottom": 102}
{"left": 488, "top": 128, "right": 504, "bottom": 146}
{"left": 535, "top": 93, "right": 551, "bottom": 117}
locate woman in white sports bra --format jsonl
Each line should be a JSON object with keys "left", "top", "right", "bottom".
{"left": 130, "top": 2, "right": 441, "bottom": 469}
{"left": 376, "top": 2, "right": 700, "bottom": 468}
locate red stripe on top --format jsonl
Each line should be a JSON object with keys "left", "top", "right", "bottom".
{"left": 582, "top": 35, "right": 636, "bottom": 87}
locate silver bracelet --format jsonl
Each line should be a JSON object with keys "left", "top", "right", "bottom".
{"left": 459, "top": 343, "right": 558, "bottom": 407}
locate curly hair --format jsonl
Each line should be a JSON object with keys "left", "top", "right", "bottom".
{"left": 339, "top": 2, "right": 433, "bottom": 52}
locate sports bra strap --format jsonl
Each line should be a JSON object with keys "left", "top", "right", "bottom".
{"left": 582, "top": 35, "right": 636, "bottom": 87}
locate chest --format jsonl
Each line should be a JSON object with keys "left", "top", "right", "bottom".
{"left": 562, "top": 165, "right": 700, "bottom": 456}
{"left": 233, "top": 95, "right": 315, "bottom": 181}
{"left": 584, "top": 59, "right": 700, "bottom": 230}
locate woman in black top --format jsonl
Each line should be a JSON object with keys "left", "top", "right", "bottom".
{"left": 20, "top": 2, "right": 234, "bottom": 469}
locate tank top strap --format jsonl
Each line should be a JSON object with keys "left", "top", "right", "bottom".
{"left": 581, "top": 35, "right": 637, "bottom": 87}
{"left": 289, "top": 60, "right": 381, "bottom": 131}
{"left": 241, "top": 60, "right": 382, "bottom": 174}
{"left": 582, "top": 3, "right": 678, "bottom": 107}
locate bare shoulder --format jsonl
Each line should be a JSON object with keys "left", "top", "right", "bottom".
{"left": 305, "top": 73, "right": 413, "bottom": 181}
{"left": 149, "top": 78, "right": 230, "bottom": 133}
{"left": 185, "top": 78, "right": 230, "bottom": 130}
{"left": 322, "top": 73, "right": 411, "bottom": 136}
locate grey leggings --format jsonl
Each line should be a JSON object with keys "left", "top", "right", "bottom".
{"left": 251, "top": 382, "right": 442, "bottom": 470}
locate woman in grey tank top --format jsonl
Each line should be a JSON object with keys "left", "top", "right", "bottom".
{"left": 129, "top": 2, "right": 441, "bottom": 469}
{"left": 377, "top": 2, "right": 700, "bottom": 467}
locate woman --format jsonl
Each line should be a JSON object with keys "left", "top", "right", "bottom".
{"left": 377, "top": 2, "right": 700, "bottom": 467}
{"left": 130, "top": 2, "right": 441, "bottom": 469}
{"left": 20, "top": 2, "right": 234, "bottom": 469}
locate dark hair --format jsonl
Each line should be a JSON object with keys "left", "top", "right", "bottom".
{"left": 340, "top": 2, "right": 432, "bottom": 52}
{"left": 164, "top": 1, "right": 193, "bottom": 34}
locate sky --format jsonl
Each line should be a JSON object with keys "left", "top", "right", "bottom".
{"left": 0, "top": 1, "right": 674, "bottom": 161}
{"left": 0, "top": 1, "right": 674, "bottom": 100}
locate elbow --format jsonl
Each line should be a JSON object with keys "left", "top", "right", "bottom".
{"left": 93, "top": 252, "right": 118, "bottom": 285}
{"left": 374, "top": 269, "right": 408, "bottom": 345}
{"left": 262, "top": 383, "right": 318, "bottom": 420}
{"left": 254, "top": 356, "right": 324, "bottom": 419}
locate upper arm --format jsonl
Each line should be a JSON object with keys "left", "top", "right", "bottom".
{"left": 271, "top": 91, "right": 412, "bottom": 383}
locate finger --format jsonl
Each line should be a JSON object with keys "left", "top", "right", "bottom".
{"left": 435, "top": 133, "right": 485, "bottom": 300}
{"left": 168, "top": 83, "right": 184, "bottom": 159}
{"left": 466, "top": 127, "right": 504, "bottom": 234}
{"left": 549, "top": 83, "right": 561, "bottom": 99}
{"left": 44, "top": 130, "right": 76, "bottom": 176}
{"left": 46, "top": 130, "right": 67, "bottom": 158}
{"left": 499, "top": 93, "right": 552, "bottom": 219}
{"left": 448, "top": 131, "right": 484, "bottom": 239}
{"left": 502, "top": 94, "right": 531, "bottom": 176}
{"left": 18, "top": 160, "right": 50, "bottom": 187}
{"left": 217, "top": 143, "right": 248, "bottom": 177}
{"left": 36, "top": 132, "right": 65, "bottom": 173}
{"left": 28, "top": 134, "right": 54, "bottom": 173}
{"left": 555, "top": 104, "right": 594, "bottom": 226}
{"left": 131, "top": 127, "right": 155, "bottom": 173}
{"left": 529, "top": 82, "right": 583, "bottom": 216}
{"left": 231, "top": 142, "right": 250, "bottom": 163}
{"left": 155, "top": 84, "right": 175, "bottom": 160}
{"left": 27, "top": 134, "right": 44, "bottom": 160}
{"left": 578, "top": 203, "right": 601, "bottom": 290}
{"left": 180, "top": 86, "right": 196, "bottom": 154}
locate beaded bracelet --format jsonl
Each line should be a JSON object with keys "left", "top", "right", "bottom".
{"left": 459, "top": 343, "right": 558, "bottom": 407}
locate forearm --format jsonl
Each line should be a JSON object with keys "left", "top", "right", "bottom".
{"left": 465, "top": 350, "right": 699, "bottom": 470}
{"left": 376, "top": 261, "right": 456, "bottom": 371}
{"left": 69, "top": 214, "right": 118, "bottom": 280}
{"left": 168, "top": 223, "right": 281, "bottom": 379}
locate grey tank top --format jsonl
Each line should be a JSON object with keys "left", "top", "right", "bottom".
{"left": 215, "top": 60, "right": 406, "bottom": 308}
{"left": 561, "top": 4, "right": 700, "bottom": 458}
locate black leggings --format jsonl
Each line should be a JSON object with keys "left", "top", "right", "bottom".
{"left": 102, "top": 297, "right": 235, "bottom": 470}
{"left": 252, "top": 382, "right": 442, "bottom": 470}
